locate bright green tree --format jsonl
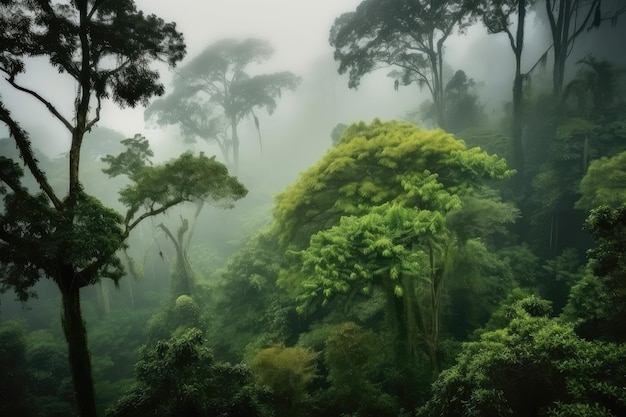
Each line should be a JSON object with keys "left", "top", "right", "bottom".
{"left": 576, "top": 151, "right": 626, "bottom": 211}
{"left": 145, "top": 38, "right": 301, "bottom": 172}
{"left": 274, "top": 120, "right": 515, "bottom": 374}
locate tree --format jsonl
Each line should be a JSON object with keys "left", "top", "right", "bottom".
{"left": 107, "top": 328, "right": 266, "bottom": 417}
{"left": 322, "top": 322, "right": 396, "bottom": 417}
{"left": 413, "top": 69, "right": 487, "bottom": 133}
{"left": 545, "top": 0, "right": 626, "bottom": 97}
{"left": 329, "top": 0, "right": 470, "bottom": 129}
{"left": 0, "top": 2, "right": 242, "bottom": 417}
{"left": 273, "top": 120, "right": 515, "bottom": 374}
{"left": 417, "top": 297, "right": 626, "bottom": 417}
{"left": 249, "top": 344, "right": 318, "bottom": 416}
{"left": 145, "top": 38, "right": 301, "bottom": 172}
{"left": 101, "top": 135, "right": 247, "bottom": 297}
{"left": 569, "top": 204, "right": 626, "bottom": 342}
{"left": 523, "top": 56, "right": 626, "bottom": 254}
{"left": 576, "top": 152, "right": 626, "bottom": 211}
{"left": 473, "top": 0, "right": 535, "bottom": 178}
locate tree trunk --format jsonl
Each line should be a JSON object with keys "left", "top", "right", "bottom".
{"left": 159, "top": 221, "right": 194, "bottom": 296}
{"left": 60, "top": 281, "right": 98, "bottom": 417}
{"left": 231, "top": 116, "right": 240, "bottom": 174}
{"left": 511, "top": 0, "right": 527, "bottom": 180}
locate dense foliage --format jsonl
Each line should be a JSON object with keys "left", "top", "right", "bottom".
{"left": 2, "top": 0, "right": 626, "bottom": 416}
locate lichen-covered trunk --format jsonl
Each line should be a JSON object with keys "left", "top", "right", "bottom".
{"left": 60, "top": 279, "right": 98, "bottom": 417}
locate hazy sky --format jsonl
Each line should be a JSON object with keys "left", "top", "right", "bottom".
{"left": 0, "top": 0, "right": 413, "bottom": 159}
{"left": 0, "top": 0, "right": 622, "bottom": 175}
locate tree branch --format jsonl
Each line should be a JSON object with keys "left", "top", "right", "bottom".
{"left": 125, "top": 197, "right": 186, "bottom": 235}
{"left": 0, "top": 102, "right": 63, "bottom": 209}
{"left": 87, "top": 0, "right": 106, "bottom": 20}
{"left": 4, "top": 75, "right": 74, "bottom": 133}
{"left": 85, "top": 95, "right": 102, "bottom": 131}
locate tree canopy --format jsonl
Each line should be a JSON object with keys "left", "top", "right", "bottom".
{"left": 273, "top": 120, "right": 516, "bottom": 373}
{"left": 273, "top": 119, "right": 514, "bottom": 248}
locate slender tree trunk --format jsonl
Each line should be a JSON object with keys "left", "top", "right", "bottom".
{"left": 551, "top": 0, "right": 569, "bottom": 97}
{"left": 231, "top": 116, "right": 240, "bottom": 174}
{"left": 511, "top": 0, "right": 527, "bottom": 180}
{"left": 59, "top": 279, "right": 98, "bottom": 417}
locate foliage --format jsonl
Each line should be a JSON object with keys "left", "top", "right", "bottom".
{"left": 544, "top": 1, "right": 626, "bottom": 97}
{"left": 275, "top": 120, "right": 515, "bottom": 376}
{"left": 330, "top": 122, "right": 348, "bottom": 145}
{"left": 206, "top": 228, "right": 296, "bottom": 362}
{"left": 0, "top": 0, "right": 185, "bottom": 109}
{"left": 322, "top": 322, "right": 397, "bottom": 417}
{"left": 0, "top": 320, "right": 35, "bottom": 417}
{"left": 107, "top": 328, "right": 266, "bottom": 417}
{"left": 523, "top": 56, "right": 626, "bottom": 256}
{"left": 273, "top": 120, "right": 513, "bottom": 248}
{"left": 103, "top": 135, "right": 248, "bottom": 226}
{"left": 249, "top": 344, "right": 318, "bottom": 415}
{"left": 418, "top": 300, "right": 626, "bottom": 417}
{"left": 444, "top": 238, "right": 516, "bottom": 339}
{"left": 0, "top": 174, "right": 127, "bottom": 297}
{"left": 577, "top": 151, "right": 626, "bottom": 210}
{"left": 540, "top": 247, "right": 586, "bottom": 311}
{"left": 562, "top": 273, "right": 611, "bottom": 338}
{"left": 455, "top": 128, "right": 513, "bottom": 166}
{"left": 562, "top": 204, "right": 626, "bottom": 342}
{"left": 145, "top": 294, "right": 206, "bottom": 345}
{"left": 24, "top": 329, "right": 75, "bottom": 417}
{"left": 446, "top": 192, "right": 519, "bottom": 241}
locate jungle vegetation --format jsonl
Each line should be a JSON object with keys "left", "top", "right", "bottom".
{"left": 1, "top": 1, "right": 626, "bottom": 417}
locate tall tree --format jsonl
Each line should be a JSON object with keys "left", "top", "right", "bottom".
{"left": 145, "top": 38, "right": 301, "bottom": 173}
{"left": 545, "top": 0, "right": 626, "bottom": 97}
{"left": 329, "top": 0, "right": 470, "bottom": 130}
{"left": 0, "top": 2, "right": 240, "bottom": 417}
{"left": 101, "top": 135, "right": 248, "bottom": 297}
{"left": 273, "top": 120, "right": 516, "bottom": 374}
{"left": 474, "top": 0, "right": 534, "bottom": 178}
